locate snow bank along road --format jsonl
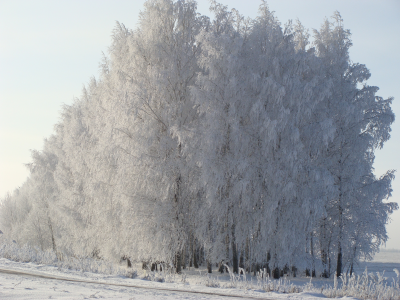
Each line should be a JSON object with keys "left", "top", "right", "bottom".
{"left": 0, "top": 265, "right": 328, "bottom": 300}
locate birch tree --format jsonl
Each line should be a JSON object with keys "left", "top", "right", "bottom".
{"left": 313, "top": 12, "right": 396, "bottom": 277}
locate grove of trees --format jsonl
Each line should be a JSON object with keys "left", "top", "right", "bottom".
{"left": 0, "top": 0, "right": 397, "bottom": 278}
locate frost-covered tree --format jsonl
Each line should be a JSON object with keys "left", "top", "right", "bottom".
{"left": 191, "top": 1, "right": 335, "bottom": 276}
{"left": 313, "top": 12, "right": 396, "bottom": 277}
{"left": 95, "top": 0, "right": 209, "bottom": 270}
{"left": 0, "top": 1, "right": 396, "bottom": 278}
{"left": 0, "top": 139, "right": 62, "bottom": 254}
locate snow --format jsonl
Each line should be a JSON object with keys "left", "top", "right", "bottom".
{"left": 352, "top": 250, "right": 400, "bottom": 283}
{"left": 0, "top": 258, "right": 328, "bottom": 300}
{"left": 1, "top": 251, "right": 399, "bottom": 299}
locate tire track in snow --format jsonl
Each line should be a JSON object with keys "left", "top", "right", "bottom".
{"left": 0, "top": 267, "right": 276, "bottom": 299}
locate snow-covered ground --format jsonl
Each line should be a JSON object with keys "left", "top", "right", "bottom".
{"left": 352, "top": 250, "right": 400, "bottom": 284}
{"left": 0, "top": 259, "right": 326, "bottom": 300}
{"left": 0, "top": 250, "right": 398, "bottom": 299}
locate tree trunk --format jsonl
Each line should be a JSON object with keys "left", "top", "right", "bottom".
{"left": 253, "top": 263, "right": 259, "bottom": 276}
{"left": 320, "top": 217, "right": 329, "bottom": 278}
{"left": 218, "top": 261, "right": 225, "bottom": 273}
{"left": 291, "top": 266, "right": 297, "bottom": 277}
{"left": 245, "top": 238, "right": 250, "bottom": 273}
{"left": 232, "top": 242, "right": 238, "bottom": 274}
{"left": 336, "top": 243, "right": 342, "bottom": 277}
{"left": 336, "top": 203, "right": 343, "bottom": 277}
{"left": 199, "top": 246, "right": 204, "bottom": 266}
{"left": 239, "top": 250, "right": 244, "bottom": 273}
{"left": 310, "top": 233, "right": 316, "bottom": 277}
{"left": 193, "top": 243, "right": 199, "bottom": 268}
{"left": 189, "top": 234, "right": 193, "bottom": 268}
{"left": 231, "top": 224, "right": 238, "bottom": 274}
{"left": 273, "top": 267, "right": 280, "bottom": 279}
{"left": 182, "top": 248, "right": 186, "bottom": 269}
{"left": 207, "top": 258, "right": 212, "bottom": 273}
{"left": 349, "top": 246, "right": 356, "bottom": 276}
{"left": 176, "top": 251, "right": 182, "bottom": 274}
{"left": 336, "top": 161, "right": 344, "bottom": 278}
{"left": 47, "top": 216, "right": 58, "bottom": 259}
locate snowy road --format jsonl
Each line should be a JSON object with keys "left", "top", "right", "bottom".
{"left": 1, "top": 251, "right": 398, "bottom": 299}
{"left": 0, "top": 267, "right": 271, "bottom": 300}
{"left": 0, "top": 260, "right": 330, "bottom": 300}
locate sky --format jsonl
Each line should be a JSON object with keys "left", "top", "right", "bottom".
{"left": 0, "top": 0, "right": 399, "bottom": 250}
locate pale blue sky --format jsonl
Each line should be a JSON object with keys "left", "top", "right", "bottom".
{"left": 1, "top": 0, "right": 399, "bottom": 250}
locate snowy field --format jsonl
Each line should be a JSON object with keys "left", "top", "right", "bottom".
{"left": 352, "top": 250, "right": 400, "bottom": 284}
{"left": 0, "top": 250, "right": 399, "bottom": 299}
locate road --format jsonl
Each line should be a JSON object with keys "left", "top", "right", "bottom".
{"left": 0, "top": 267, "right": 277, "bottom": 300}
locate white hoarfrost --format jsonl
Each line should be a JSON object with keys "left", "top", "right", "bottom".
{"left": 0, "top": 0, "right": 397, "bottom": 288}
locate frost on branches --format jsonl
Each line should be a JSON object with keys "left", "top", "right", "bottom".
{"left": 0, "top": 0, "right": 396, "bottom": 279}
